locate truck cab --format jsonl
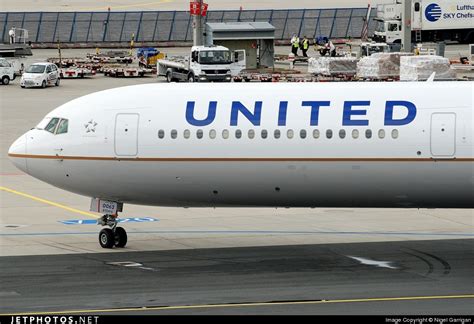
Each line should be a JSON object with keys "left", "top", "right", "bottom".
{"left": 188, "top": 45, "right": 232, "bottom": 82}
{"left": 376, "top": 20, "right": 402, "bottom": 43}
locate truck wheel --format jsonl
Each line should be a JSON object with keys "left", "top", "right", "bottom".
{"left": 166, "top": 71, "right": 173, "bottom": 83}
{"left": 41, "top": 80, "right": 46, "bottom": 88}
{"left": 1, "top": 76, "right": 9, "bottom": 85}
{"left": 188, "top": 74, "right": 195, "bottom": 82}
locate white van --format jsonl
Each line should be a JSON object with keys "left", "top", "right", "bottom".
{"left": 0, "top": 58, "right": 16, "bottom": 85}
{"left": 20, "top": 62, "right": 60, "bottom": 88}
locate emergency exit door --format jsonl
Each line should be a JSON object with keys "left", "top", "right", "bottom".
{"left": 430, "top": 113, "right": 456, "bottom": 157}
{"left": 115, "top": 114, "right": 139, "bottom": 156}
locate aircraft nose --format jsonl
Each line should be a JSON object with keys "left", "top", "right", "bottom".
{"left": 8, "top": 134, "right": 28, "bottom": 174}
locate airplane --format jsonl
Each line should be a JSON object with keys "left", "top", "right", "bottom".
{"left": 8, "top": 82, "right": 474, "bottom": 248}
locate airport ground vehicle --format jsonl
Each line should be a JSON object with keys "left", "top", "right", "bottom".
{"left": 158, "top": 45, "right": 233, "bottom": 82}
{"left": 0, "top": 58, "right": 16, "bottom": 85}
{"left": 87, "top": 50, "right": 134, "bottom": 64}
{"left": 59, "top": 67, "right": 96, "bottom": 78}
{"left": 137, "top": 47, "right": 165, "bottom": 68}
{"left": 357, "top": 42, "right": 391, "bottom": 58}
{"left": 373, "top": 0, "right": 474, "bottom": 43}
{"left": 20, "top": 62, "right": 60, "bottom": 88}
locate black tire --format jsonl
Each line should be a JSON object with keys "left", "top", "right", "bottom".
{"left": 1, "top": 76, "right": 10, "bottom": 85}
{"left": 188, "top": 74, "right": 195, "bottom": 82}
{"left": 21, "top": 85, "right": 25, "bottom": 88}
{"left": 114, "top": 227, "right": 127, "bottom": 248}
{"left": 99, "top": 228, "right": 115, "bottom": 248}
{"left": 41, "top": 80, "right": 46, "bottom": 88}
{"left": 55, "top": 78, "right": 60, "bottom": 86}
{"left": 166, "top": 71, "right": 173, "bottom": 83}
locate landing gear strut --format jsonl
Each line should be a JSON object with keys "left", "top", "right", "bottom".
{"left": 97, "top": 214, "right": 127, "bottom": 249}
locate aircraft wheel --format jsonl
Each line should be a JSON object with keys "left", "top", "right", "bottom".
{"left": 99, "top": 228, "right": 115, "bottom": 248}
{"left": 114, "top": 227, "right": 127, "bottom": 248}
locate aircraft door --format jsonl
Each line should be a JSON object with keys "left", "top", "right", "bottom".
{"left": 430, "top": 113, "right": 456, "bottom": 157}
{"left": 115, "top": 113, "right": 139, "bottom": 156}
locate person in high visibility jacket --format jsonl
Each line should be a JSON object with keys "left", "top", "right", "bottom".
{"left": 301, "top": 36, "right": 309, "bottom": 57}
{"left": 290, "top": 34, "right": 300, "bottom": 56}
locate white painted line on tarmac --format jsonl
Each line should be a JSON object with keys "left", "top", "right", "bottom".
{"left": 347, "top": 256, "right": 398, "bottom": 269}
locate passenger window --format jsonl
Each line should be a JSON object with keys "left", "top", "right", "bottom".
{"left": 261, "top": 129, "right": 268, "bottom": 139}
{"left": 46, "top": 66, "right": 52, "bottom": 73}
{"left": 378, "top": 129, "right": 386, "bottom": 139}
{"left": 158, "top": 129, "right": 165, "bottom": 139}
{"left": 300, "top": 130, "right": 307, "bottom": 139}
{"left": 313, "top": 129, "right": 320, "bottom": 139}
{"left": 339, "top": 129, "right": 346, "bottom": 139}
{"left": 45, "top": 118, "right": 60, "bottom": 134}
{"left": 196, "top": 129, "right": 203, "bottom": 139}
{"left": 365, "top": 129, "right": 372, "bottom": 139}
{"left": 222, "top": 129, "right": 229, "bottom": 139}
{"left": 326, "top": 129, "right": 333, "bottom": 139}
{"left": 352, "top": 129, "right": 359, "bottom": 139}
{"left": 274, "top": 129, "right": 281, "bottom": 139}
{"left": 209, "top": 129, "right": 216, "bottom": 139}
{"left": 171, "top": 129, "right": 177, "bottom": 139}
{"left": 248, "top": 129, "right": 255, "bottom": 139}
{"left": 184, "top": 129, "right": 190, "bottom": 139}
{"left": 287, "top": 129, "right": 294, "bottom": 139}
{"left": 56, "top": 119, "right": 68, "bottom": 135}
{"left": 235, "top": 129, "right": 242, "bottom": 139}
{"left": 391, "top": 129, "right": 399, "bottom": 139}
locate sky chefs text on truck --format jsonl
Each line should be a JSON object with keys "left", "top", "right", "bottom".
{"left": 425, "top": 3, "right": 474, "bottom": 22}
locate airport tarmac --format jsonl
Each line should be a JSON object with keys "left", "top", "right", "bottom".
{"left": 0, "top": 239, "right": 473, "bottom": 315}
{"left": 0, "top": 50, "right": 473, "bottom": 314}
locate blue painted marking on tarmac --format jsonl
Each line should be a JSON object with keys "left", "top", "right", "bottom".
{"left": 58, "top": 217, "right": 159, "bottom": 225}
{"left": 0, "top": 230, "right": 472, "bottom": 237}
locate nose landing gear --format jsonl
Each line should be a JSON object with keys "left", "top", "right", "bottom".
{"left": 97, "top": 214, "right": 127, "bottom": 249}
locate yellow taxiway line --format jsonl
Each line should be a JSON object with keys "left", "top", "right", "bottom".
{"left": 2, "top": 295, "right": 473, "bottom": 315}
{"left": 0, "top": 186, "right": 97, "bottom": 219}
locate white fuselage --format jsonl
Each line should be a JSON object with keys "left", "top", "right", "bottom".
{"left": 8, "top": 82, "right": 474, "bottom": 208}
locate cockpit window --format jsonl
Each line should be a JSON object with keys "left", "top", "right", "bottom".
{"left": 45, "top": 118, "right": 60, "bottom": 133}
{"left": 56, "top": 119, "right": 68, "bottom": 134}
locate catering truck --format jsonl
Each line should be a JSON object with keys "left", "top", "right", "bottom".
{"left": 157, "top": 45, "right": 233, "bottom": 82}
{"left": 373, "top": 0, "right": 474, "bottom": 44}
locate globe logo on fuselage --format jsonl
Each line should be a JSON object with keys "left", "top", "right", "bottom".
{"left": 425, "top": 3, "right": 442, "bottom": 22}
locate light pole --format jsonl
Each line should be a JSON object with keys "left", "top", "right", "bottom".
{"left": 402, "top": 0, "right": 412, "bottom": 52}
{"left": 193, "top": 0, "right": 203, "bottom": 46}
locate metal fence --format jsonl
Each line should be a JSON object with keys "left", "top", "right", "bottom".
{"left": 0, "top": 8, "right": 376, "bottom": 44}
